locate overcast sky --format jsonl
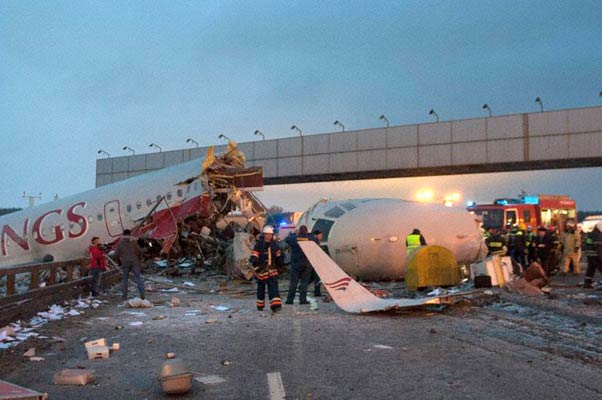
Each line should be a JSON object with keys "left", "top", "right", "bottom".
{"left": 1, "top": 1, "right": 601, "bottom": 211}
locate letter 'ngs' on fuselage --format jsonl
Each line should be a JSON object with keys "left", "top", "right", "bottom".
{"left": 0, "top": 158, "right": 206, "bottom": 268}
{"left": 297, "top": 198, "right": 487, "bottom": 281}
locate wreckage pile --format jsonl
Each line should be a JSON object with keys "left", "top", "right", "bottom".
{"left": 121, "top": 140, "right": 264, "bottom": 281}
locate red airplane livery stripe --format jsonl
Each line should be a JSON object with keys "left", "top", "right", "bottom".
{"left": 324, "top": 277, "right": 351, "bottom": 286}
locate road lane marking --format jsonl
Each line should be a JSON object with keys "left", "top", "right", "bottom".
{"left": 267, "top": 372, "right": 286, "bottom": 400}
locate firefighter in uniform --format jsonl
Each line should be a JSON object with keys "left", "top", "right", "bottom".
{"left": 525, "top": 226, "right": 536, "bottom": 264}
{"left": 508, "top": 226, "right": 526, "bottom": 272}
{"left": 485, "top": 227, "right": 507, "bottom": 256}
{"left": 406, "top": 228, "right": 427, "bottom": 255}
{"left": 250, "top": 225, "right": 283, "bottom": 312}
{"left": 583, "top": 225, "right": 602, "bottom": 288}
{"left": 534, "top": 226, "right": 555, "bottom": 275}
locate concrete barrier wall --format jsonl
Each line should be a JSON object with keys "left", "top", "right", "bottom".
{"left": 96, "top": 106, "right": 602, "bottom": 187}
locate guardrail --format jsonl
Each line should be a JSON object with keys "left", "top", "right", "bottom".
{"left": 0, "top": 259, "right": 121, "bottom": 326}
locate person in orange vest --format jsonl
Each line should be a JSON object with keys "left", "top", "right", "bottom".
{"left": 406, "top": 228, "right": 427, "bottom": 255}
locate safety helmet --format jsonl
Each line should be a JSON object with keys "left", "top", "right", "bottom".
{"left": 262, "top": 225, "right": 274, "bottom": 234}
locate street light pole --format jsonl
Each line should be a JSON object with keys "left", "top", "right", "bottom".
{"left": 97, "top": 149, "right": 111, "bottom": 158}
{"left": 379, "top": 114, "right": 390, "bottom": 128}
{"left": 535, "top": 97, "right": 544, "bottom": 112}
{"left": 291, "top": 125, "right": 302, "bottom": 136}
{"left": 429, "top": 109, "right": 439, "bottom": 122}
{"left": 186, "top": 138, "right": 199, "bottom": 148}
{"left": 149, "top": 143, "right": 162, "bottom": 152}
{"left": 218, "top": 134, "right": 232, "bottom": 142}
{"left": 333, "top": 120, "right": 345, "bottom": 132}
{"left": 254, "top": 130, "right": 265, "bottom": 140}
{"left": 122, "top": 146, "right": 135, "bottom": 155}
{"left": 482, "top": 104, "right": 492, "bottom": 117}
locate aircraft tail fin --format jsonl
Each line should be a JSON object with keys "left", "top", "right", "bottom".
{"left": 299, "top": 241, "right": 448, "bottom": 313}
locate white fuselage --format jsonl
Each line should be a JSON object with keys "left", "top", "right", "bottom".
{"left": 0, "top": 158, "right": 205, "bottom": 268}
{"left": 298, "top": 198, "right": 487, "bottom": 281}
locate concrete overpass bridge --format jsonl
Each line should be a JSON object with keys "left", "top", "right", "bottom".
{"left": 96, "top": 105, "right": 602, "bottom": 187}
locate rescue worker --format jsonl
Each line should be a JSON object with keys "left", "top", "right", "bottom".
{"left": 485, "top": 227, "right": 507, "bottom": 256}
{"left": 250, "top": 225, "right": 283, "bottom": 312}
{"left": 115, "top": 229, "right": 145, "bottom": 300}
{"left": 88, "top": 236, "right": 108, "bottom": 297}
{"left": 406, "top": 228, "right": 427, "bottom": 255}
{"left": 534, "top": 226, "right": 554, "bottom": 275}
{"left": 285, "top": 225, "right": 314, "bottom": 305}
{"left": 508, "top": 226, "right": 526, "bottom": 272}
{"left": 525, "top": 226, "right": 536, "bottom": 263}
{"left": 561, "top": 221, "right": 581, "bottom": 275}
{"left": 583, "top": 225, "right": 602, "bottom": 288}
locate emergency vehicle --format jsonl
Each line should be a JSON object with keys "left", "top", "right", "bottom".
{"left": 467, "top": 194, "right": 577, "bottom": 231}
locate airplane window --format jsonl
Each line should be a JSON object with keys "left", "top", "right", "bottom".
{"left": 187, "top": 185, "right": 191, "bottom": 194}
{"left": 109, "top": 207, "right": 115, "bottom": 213}
{"left": 146, "top": 199, "right": 152, "bottom": 207}
{"left": 194, "top": 182, "right": 199, "bottom": 191}
{"left": 97, "top": 214, "right": 103, "bottom": 221}
{"left": 342, "top": 202, "right": 356, "bottom": 211}
{"left": 177, "top": 189, "right": 183, "bottom": 197}
{"left": 312, "top": 219, "right": 335, "bottom": 241}
{"left": 156, "top": 195, "right": 161, "bottom": 202}
{"left": 88, "top": 216, "right": 94, "bottom": 223}
{"left": 69, "top": 223, "right": 74, "bottom": 229}
{"left": 136, "top": 202, "right": 142, "bottom": 210}
{"left": 127, "top": 204, "right": 132, "bottom": 213}
{"left": 166, "top": 192, "right": 172, "bottom": 201}
{"left": 324, "top": 206, "right": 345, "bottom": 219}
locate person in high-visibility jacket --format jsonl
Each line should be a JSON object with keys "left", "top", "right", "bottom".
{"left": 406, "top": 228, "right": 427, "bottom": 255}
{"left": 250, "top": 225, "right": 283, "bottom": 312}
{"left": 486, "top": 227, "right": 507, "bottom": 256}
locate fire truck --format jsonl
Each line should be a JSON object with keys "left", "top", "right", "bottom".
{"left": 467, "top": 194, "right": 577, "bottom": 231}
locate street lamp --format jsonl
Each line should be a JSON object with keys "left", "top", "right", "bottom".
{"left": 97, "top": 149, "right": 110, "bottom": 158}
{"left": 122, "top": 146, "right": 135, "bottom": 155}
{"left": 535, "top": 97, "right": 544, "bottom": 112}
{"left": 429, "top": 109, "right": 439, "bottom": 122}
{"left": 333, "top": 120, "right": 345, "bottom": 132}
{"left": 218, "top": 134, "right": 231, "bottom": 142}
{"left": 482, "top": 104, "right": 492, "bottom": 117}
{"left": 186, "top": 138, "right": 199, "bottom": 148}
{"left": 379, "top": 114, "right": 390, "bottom": 128}
{"left": 254, "top": 130, "right": 265, "bottom": 140}
{"left": 149, "top": 143, "right": 162, "bottom": 152}
{"left": 291, "top": 125, "right": 302, "bottom": 136}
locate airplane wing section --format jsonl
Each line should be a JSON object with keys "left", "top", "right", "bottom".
{"left": 298, "top": 241, "right": 450, "bottom": 313}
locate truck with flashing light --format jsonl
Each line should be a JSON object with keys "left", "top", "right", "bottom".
{"left": 467, "top": 194, "right": 577, "bottom": 231}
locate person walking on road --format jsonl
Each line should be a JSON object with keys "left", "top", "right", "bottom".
{"left": 115, "top": 229, "right": 145, "bottom": 300}
{"left": 285, "top": 225, "right": 314, "bottom": 305}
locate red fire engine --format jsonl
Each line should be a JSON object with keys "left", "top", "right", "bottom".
{"left": 467, "top": 194, "right": 577, "bottom": 231}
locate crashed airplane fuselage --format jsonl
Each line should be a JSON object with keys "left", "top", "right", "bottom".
{"left": 0, "top": 143, "right": 262, "bottom": 268}
{"left": 297, "top": 198, "right": 488, "bottom": 281}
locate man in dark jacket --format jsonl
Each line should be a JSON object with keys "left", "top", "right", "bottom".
{"left": 88, "top": 236, "right": 108, "bottom": 297}
{"left": 250, "top": 225, "right": 283, "bottom": 312}
{"left": 115, "top": 229, "right": 145, "bottom": 300}
{"left": 285, "top": 225, "right": 314, "bottom": 305}
{"left": 534, "top": 226, "right": 555, "bottom": 275}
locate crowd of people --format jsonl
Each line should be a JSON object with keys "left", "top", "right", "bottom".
{"left": 485, "top": 221, "right": 602, "bottom": 287}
